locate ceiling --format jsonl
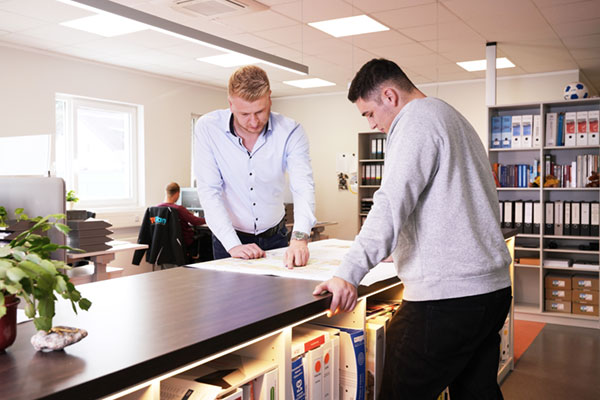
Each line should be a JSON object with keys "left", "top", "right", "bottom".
{"left": 1, "top": 0, "right": 599, "bottom": 97}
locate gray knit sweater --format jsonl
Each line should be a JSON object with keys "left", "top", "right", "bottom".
{"left": 335, "top": 97, "right": 511, "bottom": 301}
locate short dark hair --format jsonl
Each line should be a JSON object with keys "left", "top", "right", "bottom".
{"left": 348, "top": 58, "right": 416, "bottom": 103}
{"left": 166, "top": 182, "right": 180, "bottom": 197}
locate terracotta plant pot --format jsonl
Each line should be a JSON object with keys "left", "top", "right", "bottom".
{"left": 0, "top": 295, "right": 20, "bottom": 352}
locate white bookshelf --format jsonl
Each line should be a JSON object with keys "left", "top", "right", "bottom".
{"left": 488, "top": 98, "right": 600, "bottom": 329}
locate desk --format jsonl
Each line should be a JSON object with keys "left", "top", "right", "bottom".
{"left": 0, "top": 267, "right": 400, "bottom": 399}
{"left": 66, "top": 240, "right": 148, "bottom": 283}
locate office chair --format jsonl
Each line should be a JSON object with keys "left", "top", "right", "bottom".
{"left": 132, "top": 207, "right": 186, "bottom": 270}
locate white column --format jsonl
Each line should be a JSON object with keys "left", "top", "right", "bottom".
{"left": 486, "top": 42, "right": 497, "bottom": 106}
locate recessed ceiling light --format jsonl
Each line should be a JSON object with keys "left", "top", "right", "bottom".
{"left": 60, "top": 13, "right": 149, "bottom": 37}
{"left": 283, "top": 78, "right": 336, "bottom": 89}
{"left": 456, "top": 57, "right": 515, "bottom": 72}
{"left": 308, "top": 15, "right": 389, "bottom": 38}
{"left": 197, "top": 53, "right": 260, "bottom": 68}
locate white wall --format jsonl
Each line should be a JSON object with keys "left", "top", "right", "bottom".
{"left": 1, "top": 44, "right": 228, "bottom": 227}
{"left": 272, "top": 70, "right": 580, "bottom": 240}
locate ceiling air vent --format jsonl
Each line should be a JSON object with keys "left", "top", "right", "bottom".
{"left": 171, "top": 0, "right": 268, "bottom": 18}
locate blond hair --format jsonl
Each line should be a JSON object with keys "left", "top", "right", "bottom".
{"left": 228, "top": 65, "right": 270, "bottom": 101}
{"left": 165, "top": 182, "right": 180, "bottom": 197}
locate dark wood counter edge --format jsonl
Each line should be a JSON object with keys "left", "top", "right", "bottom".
{"left": 502, "top": 228, "right": 518, "bottom": 239}
{"left": 40, "top": 276, "right": 401, "bottom": 400}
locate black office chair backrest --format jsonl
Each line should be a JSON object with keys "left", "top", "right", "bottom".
{"left": 132, "top": 207, "right": 186, "bottom": 268}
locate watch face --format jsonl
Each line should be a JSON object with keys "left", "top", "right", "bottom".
{"left": 293, "top": 231, "right": 308, "bottom": 240}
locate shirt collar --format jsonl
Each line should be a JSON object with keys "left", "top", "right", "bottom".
{"left": 226, "top": 111, "right": 272, "bottom": 138}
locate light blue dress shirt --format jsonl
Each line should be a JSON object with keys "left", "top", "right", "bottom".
{"left": 193, "top": 109, "right": 316, "bottom": 251}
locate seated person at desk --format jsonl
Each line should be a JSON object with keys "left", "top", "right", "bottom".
{"left": 157, "top": 182, "right": 206, "bottom": 249}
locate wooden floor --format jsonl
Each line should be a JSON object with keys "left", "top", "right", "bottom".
{"left": 501, "top": 323, "right": 600, "bottom": 399}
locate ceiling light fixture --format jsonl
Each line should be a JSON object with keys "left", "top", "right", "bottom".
{"left": 457, "top": 57, "right": 515, "bottom": 72}
{"left": 283, "top": 78, "right": 335, "bottom": 88}
{"left": 56, "top": 0, "right": 308, "bottom": 75}
{"left": 308, "top": 15, "right": 389, "bottom": 38}
{"left": 197, "top": 53, "right": 260, "bottom": 68}
{"left": 60, "top": 13, "right": 149, "bottom": 37}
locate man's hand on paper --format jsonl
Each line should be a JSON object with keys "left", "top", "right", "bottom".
{"left": 312, "top": 277, "right": 357, "bottom": 317}
{"left": 382, "top": 255, "right": 393, "bottom": 262}
{"left": 283, "top": 239, "right": 310, "bottom": 269}
{"left": 229, "top": 243, "right": 266, "bottom": 259}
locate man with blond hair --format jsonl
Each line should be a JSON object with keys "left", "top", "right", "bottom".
{"left": 193, "top": 65, "right": 316, "bottom": 267}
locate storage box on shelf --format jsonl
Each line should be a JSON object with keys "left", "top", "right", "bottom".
{"left": 358, "top": 132, "right": 386, "bottom": 228}
{"left": 488, "top": 98, "right": 600, "bottom": 329}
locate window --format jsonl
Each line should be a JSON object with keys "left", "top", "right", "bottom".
{"left": 55, "top": 95, "right": 144, "bottom": 209}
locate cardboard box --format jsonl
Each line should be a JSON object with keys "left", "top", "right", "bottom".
{"left": 572, "top": 303, "right": 599, "bottom": 316}
{"left": 572, "top": 289, "right": 599, "bottom": 305}
{"left": 544, "top": 274, "right": 572, "bottom": 289}
{"left": 545, "top": 288, "right": 572, "bottom": 300}
{"left": 545, "top": 299, "right": 571, "bottom": 313}
{"left": 572, "top": 275, "right": 599, "bottom": 291}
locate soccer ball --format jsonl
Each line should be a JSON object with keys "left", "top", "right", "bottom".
{"left": 563, "top": 82, "right": 589, "bottom": 100}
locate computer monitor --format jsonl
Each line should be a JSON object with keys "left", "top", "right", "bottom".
{"left": 177, "top": 187, "right": 202, "bottom": 211}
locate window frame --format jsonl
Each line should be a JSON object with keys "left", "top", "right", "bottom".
{"left": 55, "top": 94, "right": 144, "bottom": 210}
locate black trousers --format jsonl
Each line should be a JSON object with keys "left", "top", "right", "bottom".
{"left": 211, "top": 221, "right": 288, "bottom": 260}
{"left": 378, "top": 286, "right": 512, "bottom": 400}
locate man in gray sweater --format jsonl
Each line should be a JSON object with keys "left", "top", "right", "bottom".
{"left": 313, "top": 59, "right": 512, "bottom": 399}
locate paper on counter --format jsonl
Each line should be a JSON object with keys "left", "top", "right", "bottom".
{"left": 188, "top": 239, "right": 397, "bottom": 286}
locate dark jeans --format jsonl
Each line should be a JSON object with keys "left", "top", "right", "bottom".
{"left": 379, "top": 286, "right": 512, "bottom": 400}
{"left": 211, "top": 223, "right": 289, "bottom": 260}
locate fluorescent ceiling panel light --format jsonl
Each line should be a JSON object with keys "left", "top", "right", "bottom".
{"left": 283, "top": 78, "right": 336, "bottom": 88}
{"left": 197, "top": 53, "right": 260, "bottom": 67}
{"left": 308, "top": 15, "right": 388, "bottom": 38}
{"left": 456, "top": 57, "right": 515, "bottom": 72}
{"left": 56, "top": 0, "right": 308, "bottom": 75}
{"left": 60, "top": 13, "right": 149, "bottom": 37}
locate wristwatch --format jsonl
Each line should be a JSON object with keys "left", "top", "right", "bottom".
{"left": 291, "top": 231, "right": 310, "bottom": 241}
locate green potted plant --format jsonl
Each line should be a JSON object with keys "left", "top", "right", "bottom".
{"left": 66, "top": 190, "right": 79, "bottom": 211}
{"left": 0, "top": 206, "right": 7, "bottom": 228}
{"left": 0, "top": 213, "right": 91, "bottom": 351}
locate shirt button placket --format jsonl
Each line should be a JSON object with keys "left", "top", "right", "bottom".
{"left": 248, "top": 153, "right": 257, "bottom": 234}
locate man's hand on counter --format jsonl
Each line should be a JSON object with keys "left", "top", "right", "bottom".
{"left": 283, "top": 239, "right": 310, "bottom": 269}
{"left": 313, "top": 277, "right": 358, "bottom": 317}
{"left": 229, "top": 243, "right": 266, "bottom": 259}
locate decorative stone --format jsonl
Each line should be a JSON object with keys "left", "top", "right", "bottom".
{"left": 30, "top": 326, "right": 88, "bottom": 351}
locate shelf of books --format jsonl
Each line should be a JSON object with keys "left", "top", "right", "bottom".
{"left": 117, "top": 282, "right": 404, "bottom": 400}
{"left": 489, "top": 98, "right": 600, "bottom": 329}
{"left": 358, "top": 132, "right": 386, "bottom": 229}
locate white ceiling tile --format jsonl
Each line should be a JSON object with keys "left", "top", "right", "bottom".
{"left": 562, "top": 34, "right": 600, "bottom": 49}
{"left": 272, "top": 0, "right": 355, "bottom": 22}
{"left": 0, "top": 0, "right": 92, "bottom": 23}
{"left": 346, "top": 0, "right": 437, "bottom": 14}
{"left": 73, "top": 37, "right": 152, "bottom": 56}
{"left": 161, "top": 41, "right": 224, "bottom": 59}
{"left": 259, "top": 44, "right": 304, "bottom": 63}
{"left": 253, "top": 24, "right": 330, "bottom": 48}
{"left": 340, "top": 30, "right": 414, "bottom": 48}
{"left": 553, "top": 17, "right": 600, "bottom": 37}
{"left": 463, "top": 11, "right": 558, "bottom": 42}
{"left": 302, "top": 38, "right": 352, "bottom": 56}
{"left": 215, "top": 10, "right": 297, "bottom": 32}
{"left": 571, "top": 48, "right": 600, "bottom": 62}
{"left": 373, "top": 3, "right": 458, "bottom": 30}
{"left": 19, "top": 24, "right": 100, "bottom": 46}
{"left": 537, "top": 0, "right": 600, "bottom": 25}
{"left": 370, "top": 42, "right": 433, "bottom": 58}
{"left": 116, "top": 29, "right": 192, "bottom": 49}
{"left": 422, "top": 38, "right": 486, "bottom": 54}
{"left": 0, "top": 9, "right": 47, "bottom": 32}
{"left": 441, "top": 0, "right": 532, "bottom": 20}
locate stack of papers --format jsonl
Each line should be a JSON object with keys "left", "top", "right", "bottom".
{"left": 188, "top": 239, "right": 397, "bottom": 286}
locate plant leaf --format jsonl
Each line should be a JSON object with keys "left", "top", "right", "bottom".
{"left": 78, "top": 297, "right": 92, "bottom": 311}
{"left": 7, "top": 266, "right": 27, "bottom": 282}
{"left": 34, "top": 316, "right": 52, "bottom": 332}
